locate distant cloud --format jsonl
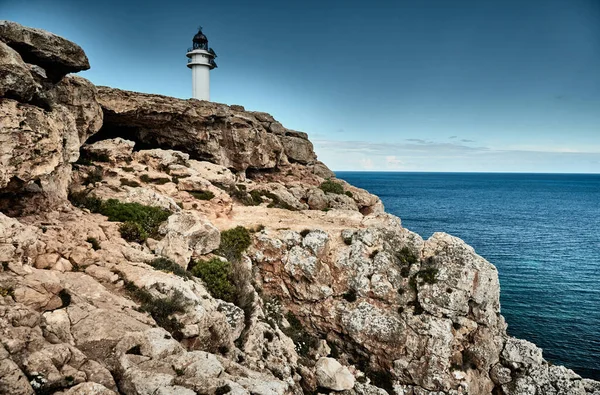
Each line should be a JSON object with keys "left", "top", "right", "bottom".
{"left": 359, "top": 158, "right": 374, "bottom": 170}
{"left": 313, "top": 138, "right": 600, "bottom": 172}
{"left": 405, "top": 138, "right": 429, "bottom": 144}
{"left": 386, "top": 155, "right": 406, "bottom": 169}
{"left": 449, "top": 136, "right": 458, "bottom": 139}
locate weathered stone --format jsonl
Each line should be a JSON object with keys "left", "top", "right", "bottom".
{"left": 0, "top": 41, "right": 38, "bottom": 103}
{"left": 83, "top": 138, "right": 134, "bottom": 161}
{"left": 0, "top": 20, "right": 89, "bottom": 81}
{"left": 155, "top": 210, "right": 220, "bottom": 268}
{"left": 315, "top": 357, "right": 355, "bottom": 391}
{"left": 280, "top": 135, "right": 316, "bottom": 164}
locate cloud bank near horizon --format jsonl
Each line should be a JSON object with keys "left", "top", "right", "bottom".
{"left": 315, "top": 138, "right": 600, "bottom": 173}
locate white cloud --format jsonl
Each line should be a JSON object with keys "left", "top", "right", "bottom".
{"left": 385, "top": 155, "right": 406, "bottom": 169}
{"left": 359, "top": 158, "right": 374, "bottom": 170}
{"left": 313, "top": 138, "right": 600, "bottom": 173}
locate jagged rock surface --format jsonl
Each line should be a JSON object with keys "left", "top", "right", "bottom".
{"left": 0, "top": 20, "right": 598, "bottom": 395}
{"left": 0, "top": 20, "right": 90, "bottom": 82}
{"left": 96, "top": 87, "right": 317, "bottom": 172}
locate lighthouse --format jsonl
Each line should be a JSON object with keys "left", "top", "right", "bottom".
{"left": 186, "top": 27, "right": 217, "bottom": 101}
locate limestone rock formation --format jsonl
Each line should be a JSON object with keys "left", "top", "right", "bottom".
{"left": 96, "top": 86, "right": 315, "bottom": 172}
{"left": 0, "top": 21, "right": 102, "bottom": 205}
{"left": 0, "top": 20, "right": 598, "bottom": 395}
{"left": 0, "top": 20, "right": 90, "bottom": 81}
{"left": 315, "top": 357, "right": 356, "bottom": 391}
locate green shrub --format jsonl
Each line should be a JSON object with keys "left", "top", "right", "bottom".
{"left": 100, "top": 199, "right": 171, "bottom": 238}
{"left": 397, "top": 247, "right": 418, "bottom": 265}
{"left": 319, "top": 180, "right": 344, "bottom": 195}
{"left": 69, "top": 192, "right": 102, "bottom": 212}
{"left": 120, "top": 178, "right": 141, "bottom": 187}
{"left": 191, "top": 258, "right": 236, "bottom": 303}
{"left": 189, "top": 190, "right": 215, "bottom": 200}
{"left": 149, "top": 257, "right": 191, "bottom": 280}
{"left": 119, "top": 221, "right": 148, "bottom": 243}
{"left": 345, "top": 190, "right": 354, "bottom": 198}
{"left": 217, "top": 226, "right": 252, "bottom": 262}
{"left": 122, "top": 167, "right": 135, "bottom": 173}
{"left": 86, "top": 237, "right": 101, "bottom": 250}
{"left": 84, "top": 167, "right": 103, "bottom": 185}
{"left": 416, "top": 267, "right": 438, "bottom": 284}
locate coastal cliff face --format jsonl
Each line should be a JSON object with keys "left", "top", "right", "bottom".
{"left": 0, "top": 21, "right": 598, "bottom": 395}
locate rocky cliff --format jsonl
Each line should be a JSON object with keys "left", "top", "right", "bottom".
{"left": 0, "top": 21, "right": 598, "bottom": 395}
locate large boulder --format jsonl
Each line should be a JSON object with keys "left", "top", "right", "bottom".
{"left": 0, "top": 20, "right": 90, "bottom": 82}
{"left": 0, "top": 41, "right": 38, "bottom": 103}
{"left": 315, "top": 357, "right": 355, "bottom": 391}
{"left": 155, "top": 210, "right": 221, "bottom": 268}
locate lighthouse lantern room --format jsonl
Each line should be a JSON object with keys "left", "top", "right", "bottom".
{"left": 186, "top": 27, "right": 217, "bottom": 101}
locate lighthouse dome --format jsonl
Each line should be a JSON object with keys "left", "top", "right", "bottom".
{"left": 193, "top": 30, "right": 208, "bottom": 44}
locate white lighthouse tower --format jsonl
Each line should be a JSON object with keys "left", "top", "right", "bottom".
{"left": 186, "top": 27, "right": 217, "bottom": 101}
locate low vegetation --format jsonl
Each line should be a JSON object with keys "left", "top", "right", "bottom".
{"left": 217, "top": 226, "right": 252, "bottom": 262}
{"left": 397, "top": 247, "right": 419, "bottom": 265}
{"left": 149, "top": 257, "right": 192, "bottom": 280}
{"left": 319, "top": 180, "right": 344, "bottom": 195}
{"left": 69, "top": 193, "right": 171, "bottom": 243}
{"left": 190, "top": 258, "right": 236, "bottom": 303}
{"left": 124, "top": 280, "right": 187, "bottom": 339}
{"left": 189, "top": 190, "right": 215, "bottom": 200}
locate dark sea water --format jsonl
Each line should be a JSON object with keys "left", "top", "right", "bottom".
{"left": 336, "top": 172, "right": 600, "bottom": 380}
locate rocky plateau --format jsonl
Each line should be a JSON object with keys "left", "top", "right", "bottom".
{"left": 0, "top": 20, "right": 598, "bottom": 395}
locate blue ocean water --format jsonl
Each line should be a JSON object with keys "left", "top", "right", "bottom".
{"left": 336, "top": 172, "right": 600, "bottom": 379}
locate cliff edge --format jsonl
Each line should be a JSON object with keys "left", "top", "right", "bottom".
{"left": 0, "top": 21, "right": 598, "bottom": 395}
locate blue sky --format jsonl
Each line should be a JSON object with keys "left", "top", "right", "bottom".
{"left": 3, "top": 0, "right": 600, "bottom": 172}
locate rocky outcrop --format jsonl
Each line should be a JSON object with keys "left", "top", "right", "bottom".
{"left": 95, "top": 87, "right": 316, "bottom": 172}
{"left": 0, "top": 21, "right": 102, "bottom": 205}
{"left": 0, "top": 20, "right": 598, "bottom": 395}
{"left": 155, "top": 210, "right": 221, "bottom": 268}
{"left": 0, "top": 20, "right": 90, "bottom": 82}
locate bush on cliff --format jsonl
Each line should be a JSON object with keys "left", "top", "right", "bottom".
{"left": 191, "top": 258, "right": 236, "bottom": 303}
{"left": 320, "top": 180, "right": 344, "bottom": 195}
{"left": 100, "top": 199, "right": 171, "bottom": 239}
{"left": 69, "top": 194, "right": 171, "bottom": 242}
{"left": 217, "top": 226, "right": 252, "bottom": 262}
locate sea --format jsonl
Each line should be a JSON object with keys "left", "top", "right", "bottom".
{"left": 335, "top": 172, "right": 600, "bottom": 380}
